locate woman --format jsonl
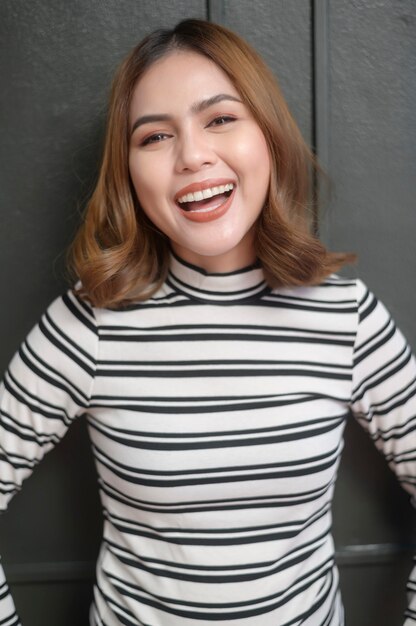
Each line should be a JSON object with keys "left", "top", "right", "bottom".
{"left": 0, "top": 18, "right": 415, "bottom": 626}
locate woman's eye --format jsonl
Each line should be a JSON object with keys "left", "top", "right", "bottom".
{"left": 208, "top": 115, "right": 236, "bottom": 127}
{"left": 141, "top": 132, "right": 170, "bottom": 146}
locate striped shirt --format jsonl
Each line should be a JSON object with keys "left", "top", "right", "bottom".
{"left": 0, "top": 253, "right": 415, "bottom": 625}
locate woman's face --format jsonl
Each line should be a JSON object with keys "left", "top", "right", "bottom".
{"left": 129, "top": 50, "right": 271, "bottom": 272}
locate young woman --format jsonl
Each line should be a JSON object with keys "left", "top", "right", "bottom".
{"left": 0, "top": 18, "right": 415, "bottom": 626}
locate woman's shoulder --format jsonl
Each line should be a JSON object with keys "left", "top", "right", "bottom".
{"left": 41, "top": 287, "right": 98, "bottom": 338}
{"left": 268, "top": 274, "right": 367, "bottom": 306}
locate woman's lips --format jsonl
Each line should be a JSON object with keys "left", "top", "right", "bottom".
{"left": 174, "top": 178, "right": 236, "bottom": 223}
{"left": 174, "top": 178, "right": 235, "bottom": 202}
{"left": 177, "top": 185, "right": 235, "bottom": 223}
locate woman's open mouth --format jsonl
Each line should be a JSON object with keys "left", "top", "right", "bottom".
{"left": 175, "top": 183, "right": 235, "bottom": 223}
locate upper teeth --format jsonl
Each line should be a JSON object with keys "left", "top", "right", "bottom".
{"left": 177, "top": 183, "right": 234, "bottom": 204}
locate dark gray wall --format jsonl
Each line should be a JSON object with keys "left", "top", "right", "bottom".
{"left": 318, "top": 0, "right": 416, "bottom": 342}
{"left": 316, "top": 2, "right": 416, "bottom": 624}
{"left": 0, "top": 1, "right": 414, "bottom": 624}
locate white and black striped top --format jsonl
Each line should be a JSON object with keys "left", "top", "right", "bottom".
{"left": 1, "top": 254, "right": 415, "bottom": 625}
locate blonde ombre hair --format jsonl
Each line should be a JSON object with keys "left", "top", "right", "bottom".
{"left": 69, "top": 19, "right": 352, "bottom": 308}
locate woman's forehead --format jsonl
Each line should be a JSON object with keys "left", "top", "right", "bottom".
{"left": 130, "top": 51, "right": 239, "bottom": 114}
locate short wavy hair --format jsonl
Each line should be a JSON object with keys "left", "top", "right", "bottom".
{"left": 69, "top": 18, "right": 352, "bottom": 308}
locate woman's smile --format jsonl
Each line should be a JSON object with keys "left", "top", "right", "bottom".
{"left": 174, "top": 178, "right": 235, "bottom": 222}
{"left": 128, "top": 50, "right": 271, "bottom": 272}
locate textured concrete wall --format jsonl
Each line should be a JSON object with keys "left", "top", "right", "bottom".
{"left": 322, "top": 0, "right": 416, "bottom": 344}
{"left": 319, "top": 3, "right": 416, "bottom": 623}
{"left": 223, "top": 0, "right": 312, "bottom": 143}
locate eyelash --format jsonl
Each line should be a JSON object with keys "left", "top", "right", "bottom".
{"left": 207, "top": 115, "right": 236, "bottom": 127}
{"left": 141, "top": 132, "right": 171, "bottom": 146}
{"left": 140, "top": 115, "right": 237, "bottom": 146}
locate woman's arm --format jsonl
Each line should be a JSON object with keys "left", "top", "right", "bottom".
{"left": 350, "top": 280, "right": 416, "bottom": 624}
{"left": 0, "top": 290, "right": 98, "bottom": 623}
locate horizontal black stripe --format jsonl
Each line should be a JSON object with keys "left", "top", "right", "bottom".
{"left": 97, "top": 477, "right": 334, "bottom": 514}
{"left": 3, "top": 373, "right": 71, "bottom": 424}
{"left": 95, "top": 367, "right": 351, "bottom": 380}
{"left": 167, "top": 275, "right": 266, "bottom": 298}
{"left": 102, "top": 560, "right": 334, "bottom": 620}
{"left": 96, "top": 357, "right": 352, "bottom": 368}
{"left": 92, "top": 412, "right": 344, "bottom": 439}
{"left": 93, "top": 439, "right": 340, "bottom": 474}
{"left": 107, "top": 499, "right": 329, "bottom": 538}
{"left": 39, "top": 317, "right": 95, "bottom": 378}
{"left": 0, "top": 414, "right": 58, "bottom": 447}
{"left": 6, "top": 368, "right": 70, "bottom": 417}
{"left": 353, "top": 321, "right": 396, "bottom": 366}
{"left": 0, "top": 613, "right": 20, "bottom": 626}
{"left": 20, "top": 340, "right": 88, "bottom": 407}
{"left": 261, "top": 297, "right": 357, "bottom": 314}
{"left": 105, "top": 538, "right": 323, "bottom": 584}
{"left": 87, "top": 395, "right": 349, "bottom": 413}
{"left": 0, "top": 450, "right": 37, "bottom": 472}
{"left": 88, "top": 398, "right": 314, "bottom": 414}
{"left": 88, "top": 417, "right": 345, "bottom": 451}
{"left": 44, "top": 309, "right": 96, "bottom": 369}
{"left": 106, "top": 526, "right": 330, "bottom": 574}
{"left": 94, "top": 448, "right": 340, "bottom": 488}
{"left": 353, "top": 317, "right": 391, "bottom": 354}
{"left": 98, "top": 322, "right": 355, "bottom": 337}
{"left": 359, "top": 290, "right": 378, "bottom": 322}
{"left": 62, "top": 291, "right": 98, "bottom": 334}
{"left": 353, "top": 350, "right": 412, "bottom": 400}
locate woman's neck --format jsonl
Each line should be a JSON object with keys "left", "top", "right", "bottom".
{"left": 170, "top": 232, "right": 257, "bottom": 274}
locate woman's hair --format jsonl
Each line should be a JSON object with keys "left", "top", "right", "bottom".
{"left": 69, "top": 18, "right": 353, "bottom": 308}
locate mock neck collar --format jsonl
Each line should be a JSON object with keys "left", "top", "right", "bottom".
{"left": 167, "top": 252, "right": 268, "bottom": 303}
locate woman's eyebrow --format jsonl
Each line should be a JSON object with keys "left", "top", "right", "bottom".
{"left": 190, "top": 93, "right": 242, "bottom": 114}
{"left": 131, "top": 113, "right": 170, "bottom": 135}
{"left": 130, "top": 93, "right": 242, "bottom": 136}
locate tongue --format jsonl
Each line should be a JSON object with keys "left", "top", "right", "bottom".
{"left": 181, "top": 192, "right": 228, "bottom": 212}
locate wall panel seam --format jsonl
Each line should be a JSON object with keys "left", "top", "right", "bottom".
{"left": 312, "top": 0, "right": 330, "bottom": 238}
{"left": 207, "top": 0, "right": 225, "bottom": 23}
{"left": 313, "top": 0, "right": 330, "bottom": 170}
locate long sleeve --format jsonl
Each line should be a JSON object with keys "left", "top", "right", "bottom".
{"left": 350, "top": 280, "right": 416, "bottom": 624}
{"left": 0, "top": 290, "right": 98, "bottom": 624}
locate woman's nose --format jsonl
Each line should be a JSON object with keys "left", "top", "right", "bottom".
{"left": 175, "top": 129, "right": 217, "bottom": 173}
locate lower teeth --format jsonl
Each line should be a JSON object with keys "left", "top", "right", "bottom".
{"left": 190, "top": 205, "right": 220, "bottom": 213}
